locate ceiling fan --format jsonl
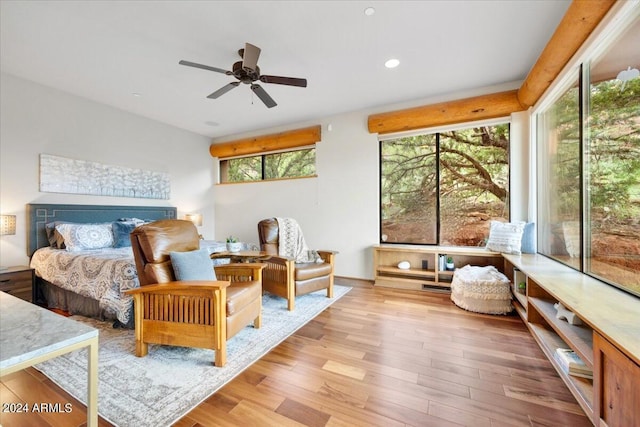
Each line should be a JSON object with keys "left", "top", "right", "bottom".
{"left": 179, "top": 43, "right": 307, "bottom": 108}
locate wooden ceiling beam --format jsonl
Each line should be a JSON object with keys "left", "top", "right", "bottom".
{"left": 517, "top": 0, "right": 616, "bottom": 108}
{"left": 367, "top": 90, "right": 523, "bottom": 135}
{"left": 210, "top": 125, "right": 321, "bottom": 159}
{"left": 368, "top": 0, "right": 616, "bottom": 135}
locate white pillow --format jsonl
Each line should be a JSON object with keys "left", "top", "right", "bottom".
{"left": 55, "top": 223, "right": 114, "bottom": 252}
{"left": 486, "top": 221, "right": 525, "bottom": 255}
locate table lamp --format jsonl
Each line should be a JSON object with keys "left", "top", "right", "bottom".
{"left": 184, "top": 213, "right": 203, "bottom": 239}
{"left": 1, "top": 214, "right": 17, "bottom": 271}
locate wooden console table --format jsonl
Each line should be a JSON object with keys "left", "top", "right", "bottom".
{"left": 372, "top": 244, "right": 503, "bottom": 291}
{"left": 0, "top": 292, "right": 99, "bottom": 427}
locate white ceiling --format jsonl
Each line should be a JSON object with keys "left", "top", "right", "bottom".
{"left": 0, "top": 1, "right": 572, "bottom": 140}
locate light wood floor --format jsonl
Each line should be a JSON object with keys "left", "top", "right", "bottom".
{"left": 0, "top": 278, "right": 592, "bottom": 427}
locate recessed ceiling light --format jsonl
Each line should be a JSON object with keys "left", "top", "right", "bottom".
{"left": 385, "top": 58, "right": 400, "bottom": 69}
{"left": 364, "top": 7, "right": 375, "bottom": 16}
{"left": 204, "top": 121, "right": 219, "bottom": 127}
{"left": 132, "top": 92, "right": 142, "bottom": 97}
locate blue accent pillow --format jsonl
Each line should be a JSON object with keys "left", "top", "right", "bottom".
{"left": 521, "top": 222, "right": 536, "bottom": 254}
{"left": 170, "top": 248, "right": 217, "bottom": 281}
{"left": 112, "top": 221, "right": 137, "bottom": 248}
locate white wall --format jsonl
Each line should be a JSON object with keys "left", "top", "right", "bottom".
{"left": 0, "top": 73, "right": 214, "bottom": 267}
{"left": 213, "top": 84, "right": 530, "bottom": 280}
{"left": 213, "top": 110, "right": 381, "bottom": 279}
{"left": 0, "top": 73, "right": 530, "bottom": 279}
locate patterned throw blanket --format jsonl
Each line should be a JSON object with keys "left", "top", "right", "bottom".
{"left": 276, "top": 217, "right": 324, "bottom": 264}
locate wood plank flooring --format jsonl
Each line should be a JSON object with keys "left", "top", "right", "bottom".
{"left": 0, "top": 278, "right": 592, "bottom": 427}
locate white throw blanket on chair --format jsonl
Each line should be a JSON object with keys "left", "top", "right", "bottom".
{"left": 276, "top": 217, "right": 324, "bottom": 264}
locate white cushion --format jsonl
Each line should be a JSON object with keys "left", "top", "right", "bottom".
{"left": 485, "top": 221, "right": 525, "bottom": 255}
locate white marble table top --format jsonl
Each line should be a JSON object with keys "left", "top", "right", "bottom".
{"left": 0, "top": 292, "right": 98, "bottom": 370}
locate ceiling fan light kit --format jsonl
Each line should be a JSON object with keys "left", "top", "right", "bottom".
{"left": 179, "top": 42, "right": 307, "bottom": 108}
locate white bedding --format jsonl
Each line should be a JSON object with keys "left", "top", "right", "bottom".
{"left": 30, "top": 247, "right": 139, "bottom": 324}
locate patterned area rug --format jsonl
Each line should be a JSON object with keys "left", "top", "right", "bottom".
{"left": 35, "top": 286, "right": 351, "bottom": 427}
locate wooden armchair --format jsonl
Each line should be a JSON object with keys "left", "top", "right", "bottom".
{"left": 257, "top": 218, "right": 336, "bottom": 311}
{"left": 126, "top": 219, "right": 263, "bottom": 366}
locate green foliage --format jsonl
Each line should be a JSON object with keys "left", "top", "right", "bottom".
{"left": 225, "top": 149, "right": 316, "bottom": 182}
{"left": 545, "top": 77, "right": 640, "bottom": 222}
{"left": 588, "top": 78, "right": 640, "bottom": 221}
{"left": 381, "top": 124, "right": 510, "bottom": 244}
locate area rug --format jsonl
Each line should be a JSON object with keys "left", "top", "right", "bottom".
{"left": 35, "top": 285, "right": 351, "bottom": 427}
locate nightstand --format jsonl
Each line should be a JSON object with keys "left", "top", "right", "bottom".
{"left": 0, "top": 266, "right": 35, "bottom": 303}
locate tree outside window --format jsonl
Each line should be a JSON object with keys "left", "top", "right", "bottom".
{"left": 380, "top": 123, "right": 510, "bottom": 246}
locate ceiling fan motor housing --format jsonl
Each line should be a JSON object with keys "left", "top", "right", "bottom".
{"left": 232, "top": 61, "right": 260, "bottom": 84}
{"left": 179, "top": 42, "right": 306, "bottom": 108}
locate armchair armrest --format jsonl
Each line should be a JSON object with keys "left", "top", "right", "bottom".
{"left": 317, "top": 250, "right": 338, "bottom": 265}
{"left": 125, "top": 280, "right": 230, "bottom": 296}
{"left": 215, "top": 262, "right": 265, "bottom": 283}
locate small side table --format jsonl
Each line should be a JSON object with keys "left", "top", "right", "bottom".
{"left": 210, "top": 250, "right": 271, "bottom": 263}
{"left": 0, "top": 266, "right": 35, "bottom": 303}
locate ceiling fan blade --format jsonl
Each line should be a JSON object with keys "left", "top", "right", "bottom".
{"left": 207, "top": 82, "right": 240, "bottom": 99}
{"left": 179, "top": 60, "right": 230, "bottom": 75}
{"left": 251, "top": 84, "right": 277, "bottom": 108}
{"left": 259, "top": 75, "right": 307, "bottom": 87}
{"left": 242, "top": 43, "right": 261, "bottom": 72}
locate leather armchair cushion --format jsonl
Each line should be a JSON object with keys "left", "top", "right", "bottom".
{"left": 226, "top": 281, "right": 262, "bottom": 316}
{"left": 294, "top": 262, "right": 332, "bottom": 281}
{"left": 144, "top": 261, "right": 176, "bottom": 284}
{"left": 296, "top": 276, "right": 330, "bottom": 296}
{"left": 257, "top": 218, "right": 280, "bottom": 255}
{"left": 135, "top": 220, "right": 199, "bottom": 264}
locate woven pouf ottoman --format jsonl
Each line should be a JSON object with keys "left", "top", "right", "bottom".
{"left": 450, "top": 265, "right": 512, "bottom": 315}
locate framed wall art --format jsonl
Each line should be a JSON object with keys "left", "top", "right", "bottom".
{"left": 39, "top": 154, "right": 170, "bottom": 200}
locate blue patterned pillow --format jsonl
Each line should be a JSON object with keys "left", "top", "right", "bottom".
{"left": 55, "top": 223, "right": 115, "bottom": 252}
{"left": 170, "top": 249, "right": 216, "bottom": 281}
{"left": 486, "top": 221, "right": 526, "bottom": 255}
{"left": 112, "top": 221, "right": 137, "bottom": 248}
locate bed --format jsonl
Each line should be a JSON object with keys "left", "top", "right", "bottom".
{"left": 28, "top": 203, "right": 177, "bottom": 327}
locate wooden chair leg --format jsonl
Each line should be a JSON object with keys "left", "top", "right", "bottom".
{"left": 254, "top": 313, "right": 262, "bottom": 329}
{"left": 135, "top": 340, "right": 148, "bottom": 357}
{"left": 215, "top": 341, "right": 226, "bottom": 367}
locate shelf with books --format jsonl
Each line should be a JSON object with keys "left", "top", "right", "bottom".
{"left": 554, "top": 348, "right": 593, "bottom": 379}
{"left": 528, "top": 323, "right": 594, "bottom": 413}
{"left": 527, "top": 295, "right": 594, "bottom": 368}
{"left": 502, "top": 253, "right": 640, "bottom": 426}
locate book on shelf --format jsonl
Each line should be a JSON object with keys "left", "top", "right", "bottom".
{"left": 554, "top": 348, "right": 593, "bottom": 379}
{"left": 438, "top": 255, "right": 446, "bottom": 271}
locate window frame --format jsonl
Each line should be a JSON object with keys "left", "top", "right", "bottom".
{"left": 532, "top": 6, "right": 640, "bottom": 297}
{"left": 378, "top": 117, "right": 511, "bottom": 246}
{"left": 219, "top": 146, "right": 317, "bottom": 184}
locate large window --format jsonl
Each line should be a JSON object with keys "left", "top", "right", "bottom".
{"left": 537, "top": 71, "right": 582, "bottom": 270}
{"left": 220, "top": 148, "right": 316, "bottom": 183}
{"left": 380, "top": 123, "right": 510, "bottom": 246}
{"left": 537, "top": 16, "right": 640, "bottom": 297}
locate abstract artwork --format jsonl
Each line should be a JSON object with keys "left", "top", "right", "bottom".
{"left": 40, "top": 154, "right": 170, "bottom": 199}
